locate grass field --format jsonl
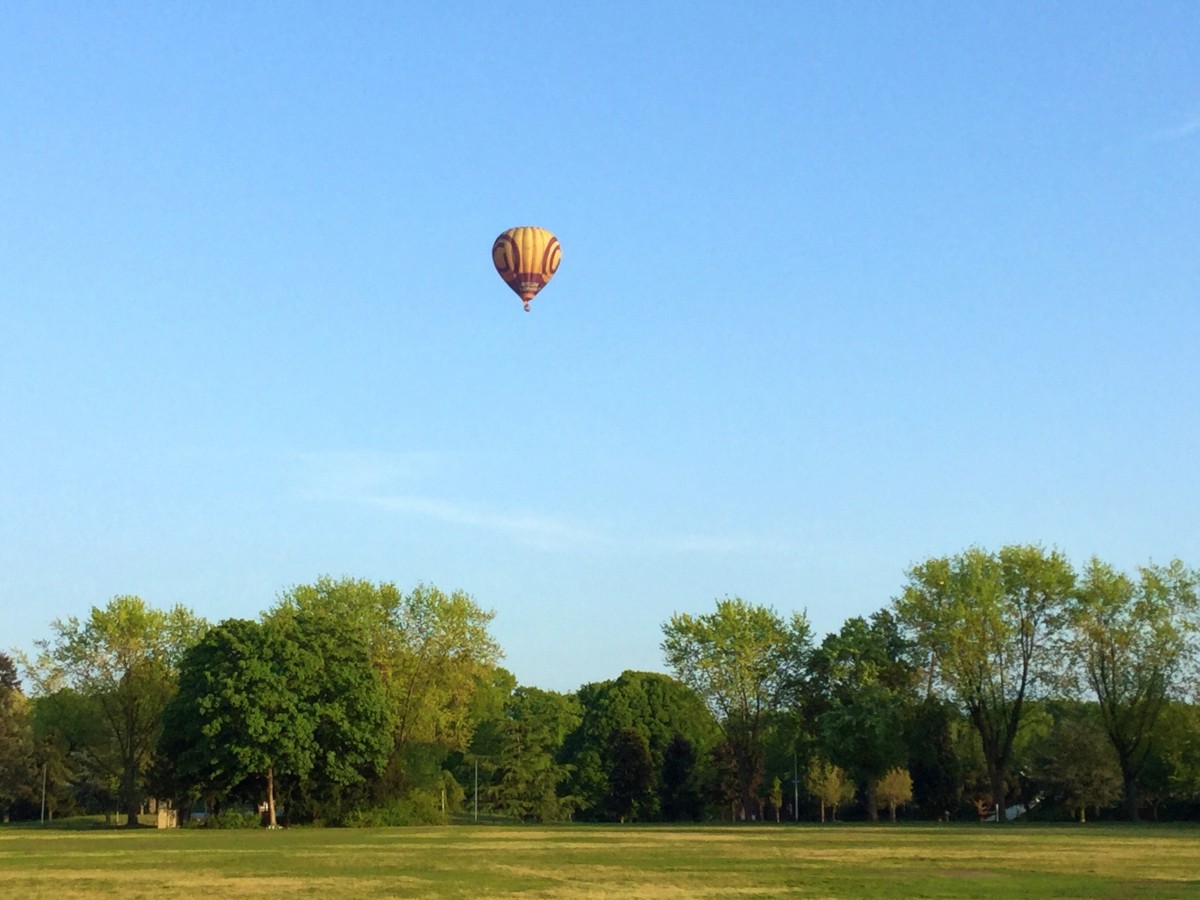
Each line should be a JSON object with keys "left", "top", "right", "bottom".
{"left": 2, "top": 821, "right": 1198, "bottom": 898}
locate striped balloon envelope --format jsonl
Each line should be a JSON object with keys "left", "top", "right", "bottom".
{"left": 492, "top": 226, "right": 561, "bottom": 312}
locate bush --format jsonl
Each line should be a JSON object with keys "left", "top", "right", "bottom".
{"left": 345, "top": 792, "right": 446, "bottom": 827}
{"left": 205, "top": 809, "right": 261, "bottom": 829}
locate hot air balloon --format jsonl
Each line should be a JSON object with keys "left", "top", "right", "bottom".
{"left": 492, "top": 226, "right": 561, "bottom": 312}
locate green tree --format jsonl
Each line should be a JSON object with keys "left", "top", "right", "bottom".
{"left": 1063, "top": 558, "right": 1199, "bottom": 820}
{"left": 606, "top": 727, "right": 654, "bottom": 823}
{"left": 29, "top": 596, "right": 206, "bottom": 825}
{"left": 660, "top": 733, "right": 704, "bottom": 821}
{"left": 272, "top": 578, "right": 501, "bottom": 800}
{"left": 906, "top": 697, "right": 963, "bottom": 819}
{"left": 0, "top": 653, "right": 20, "bottom": 692}
{"left": 806, "top": 757, "right": 853, "bottom": 822}
{"left": 896, "top": 546, "right": 1074, "bottom": 819}
{"left": 161, "top": 613, "right": 390, "bottom": 826}
{"left": 768, "top": 775, "right": 784, "bottom": 823}
{"left": 1030, "top": 704, "right": 1121, "bottom": 823}
{"left": 564, "top": 670, "right": 718, "bottom": 820}
{"left": 876, "top": 767, "right": 913, "bottom": 821}
{"left": 489, "top": 687, "right": 580, "bottom": 822}
{"left": 807, "top": 613, "right": 916, "bottom": 821}
{"left": 0, "top": 672, "right": 34, "bottom": 820}
{"left": 662, "top": 598, "right": 811, "bottom": 819}
{"left": 161, "top": 619, "right": 308, "bottom": 825}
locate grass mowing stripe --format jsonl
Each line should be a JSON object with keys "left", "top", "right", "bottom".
{"left": 0, "top": 823, "right": 1197, "bottom": 898}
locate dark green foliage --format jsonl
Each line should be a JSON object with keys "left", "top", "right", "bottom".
{"left": 488, "top": 687, "right": 581, "bottom": 822}
{"left": 1029, "top": 703, "right": 1121, "bottom": 822}
{"left": 605, "top": 727, "right": 654, "bottom": 822}
{"left": 660, "top": 733, "right": 704, "bottom": 820}
{"left": 563, "top": 670, "right": 719, "bottom": 821}
{"left": 662, "top": 599, "right": 812, "bottom": 820}
{"left": 808, "top": 613, "right": 917, "bottom": 821}
{"left": 30, "top": 596, "right": 207, "bottom": 825}
{"left": 160, "top": 612, "right": 390, "bottom": 826}
{"left": 0, "top": 653, "right": 21, "bottom": 693}
{"left": 906, "top": 697, "right": 963, "bottom": 819}
{"left": 0, "top": 680, "right": 34, "bottom": 819}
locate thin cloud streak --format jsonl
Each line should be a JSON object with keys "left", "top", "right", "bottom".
{"left": 1149, "top": 112, "right": 1200, "bottom": 141}
{"left": 363, "top": 493, "right": 611, "bottom": 552}
{"left": 296, "top": 450, "right": 804, "bottom": 556}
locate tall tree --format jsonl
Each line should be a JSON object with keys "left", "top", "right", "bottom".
{"left": 161, "top": 612, "right": 390, "bottom": 827}
{"left": 489, "top": 687, "right": 580, "bottom": 822}
{"left": 161, "top": 618, "right": 309, "bottom": 826}
{"left": 906, "top": 697, "right": 963, "bottom": 819}
{"left": 29, "top": 596, "right": 206, "bottom": 825}
{"left": 1063, "top": 558, "right": 1199, "bottom": 820}
{"left": 272, "top": 578, "right": 501, "bottom": 798}
{"left": 563, "top": 670, "right": 718, "bottom": 820}
{"left": 0, "top": 653, "right": 21, "bottom": 692}
{"left": 1029, "top": 704, "right": 1121, "bottom": 823}
{"left": 662, "top": 597, "right": 811, "bottom": 819}
{"left": 807, "top": 613, "right": 916, "bottom": 821}
{"left": 605, "top": 727, "right": 654, "bottom": 823}
{"left": 0, "top": 672, "right": 34, "bottom": 820}
{"left": 896, "top": 545, "right": 1075, "bottom": 818}
{"left": 659, "top": 733, "right": 704, "bottom": 821}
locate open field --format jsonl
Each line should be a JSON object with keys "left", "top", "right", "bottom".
{"left": 1, "top": 822, "right": 1198, "bottom": 899}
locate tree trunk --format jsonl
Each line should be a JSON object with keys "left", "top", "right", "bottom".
{"left": 266, "top": 766, "right": 277, "bottom": 828}
{"left": 819, "top": 800, "right": 825, "bottom": 823}
{"left": 1122, "top": 770, "right": 1140, "bottom": 822}
{"left": 865, "top": 776, "right": 879, "bottom": 823}
{"left": 989, "top": 764, "right": 1006, "bottom": 824}
{"left": 124, "top": 763, "right": 140, "bottom": 827}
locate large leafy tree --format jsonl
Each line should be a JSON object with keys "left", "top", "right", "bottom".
{"left": 906, "top": 696, "right": 963, "bottom": 819}
{"left": 1028, "top": 703, "right": 1121, "bottom": 823}
{"left": 807, "top": 612, "right": 916, "bottom": 821}
{"left": 161, "top": 612, "right": 390, "bottom": 827}
{"left": 896, "top": 545, "right": 1075, "bottom": 817}
{"left": 662, "top": 598, "right": 811, "bottom": 819}
{"left": 161, "top": 618, "right": 310, "bottom": 825}
{"left": 605, "top": 727, "right": 654, "bottom": 823}
{"left": 1063, "top": 558, "right": 1199, "bottom": 820}
{"left": 271, "top": 577, "right": 501, "bottom": 798}
{"left": 29, "top": 596, "right": 206, "bottom": 825}
{"left": 564, "top": 670, "right": 718, "bottom": 821}
{"left": 659, "top": 733, "right": 704, "bottom": 821}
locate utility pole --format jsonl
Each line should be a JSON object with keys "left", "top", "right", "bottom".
{"left": 793, "top": 753, "right": 799, "bottom": 822}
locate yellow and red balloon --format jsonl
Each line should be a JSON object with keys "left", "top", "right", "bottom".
{"left": 492, "top": 226, "right": 561, "bottom": 312}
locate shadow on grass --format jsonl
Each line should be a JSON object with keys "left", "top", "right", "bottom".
{"left": 1, "top": 815, "right": 156, "bottom": 831}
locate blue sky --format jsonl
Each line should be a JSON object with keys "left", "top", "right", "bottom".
{"left": 2, "top": 2, "right": 1197, "bottom": 691}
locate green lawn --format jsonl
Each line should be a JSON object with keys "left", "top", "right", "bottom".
{"left": 1, "top": 821, "right": 1197, "bottom": 898}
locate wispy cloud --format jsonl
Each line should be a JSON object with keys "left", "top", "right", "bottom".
{"left": 643, "top": 532, "right": 800, "bottom": 556}
{"left": 1148, "top": 111, "right": 1200, "bottom": 142}
{"left": 294, "top": 450, "right": 801, "bottom": 556}
{"left": 295, "top": 450, "right": 445, "bottom": 498}
{"left": 361, "top": 493, "right": 611, "bottom": 552}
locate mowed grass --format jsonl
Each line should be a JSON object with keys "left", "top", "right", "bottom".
{"left": 2, "top": 821, "right": 1198, "bottom": 898}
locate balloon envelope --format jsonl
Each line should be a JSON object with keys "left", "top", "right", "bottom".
{"left": 492, "top": 226, "right": 561, "bottom": 311}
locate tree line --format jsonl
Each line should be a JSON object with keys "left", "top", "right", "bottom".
{"left": 2, "top": 545, "right": 1198, "bottom": 826}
